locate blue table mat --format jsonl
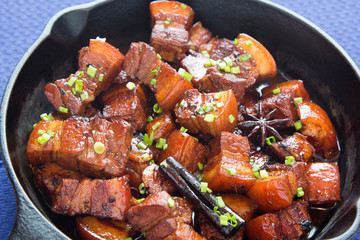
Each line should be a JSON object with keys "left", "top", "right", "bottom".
{"left": 0, "top": 0, "right": 359, "bottom": 239}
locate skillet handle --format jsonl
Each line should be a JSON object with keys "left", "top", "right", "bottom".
{"left": 9, "top": 183, "right": 69, "bottom": 240}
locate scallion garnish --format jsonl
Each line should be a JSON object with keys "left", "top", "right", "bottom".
{"left": 180, "top": 3, "right": 186, "bottom": 9}
{"left": 259, "top": 169, "right": 269, "bottom": 178}
{"left": 157, "top": 53, "right": 162, "bottom": 60}
{"left": 37, "top": 133, "right": 51, "bottom": 145}
{"left": 266, "top": 136, "right": 276, "bottom": 146}
{"left": 198, "top": 162, "right": 204, "bottom": 171}
{"left": 78, "top": 71, "right": 84, "bottom": 78}
{"left": 220, "top": 215, "right": 229, "bottom": 226}
{"left": 137, "top": 198, "right": 145, "bottom": 204}
{"left": 273, "top": 88, "right": 281, "bottom": 95}
{"left": 67, "top": 77, "right": 76, "bottom": 87}
{"left": 223, "top": 56, "right": 233, "bottom": 67}
{"left": 137, "top": 141, "right": 147, "bottom": 150}
{"left": 285, "top": 156, "right": 295, "bottom": 166}
{"left": 59, "top": 106, "right": 68, "bottom": 113}
{"left": 38, "top": 130, "right": 45, "bottom": 135}
{"left": 141, "top": 153, "right": 150, "bottom": 160}
{"left": 126, "top": 82, "right": 136, "bottom": 90}
{"left": 150, "top": 78, "right": 157, "bottom": 85}
{"left": 153, "top": 103, "right": 163, "bottom": 114}
{"left": 178, "top": 68, "right": 193, "bottom": 82}
{"left": 179, "top": 99, "right": 186, "bottom": 107}
{"left": 201, "top": 50, "right": 210, "bottom": 58}
{"left": 143, "top": 132, "right": 154, "bottom": 146}
{"left": 240, "top": 53, "right": 251, "bottom": 61}
{"left": 230, "top": 66, "right": 240, "bottom": 74}
{"left": 180, "top": 126, "right": 188, "bottom": 133}
{"left": 94, "top": 142, "right": 105, "bottom": 154}
{"left": 164, "top": 18, "right": 171, "bottom": 25}
{"left": 200, "top": 182, "right": 208, "bottom": 193}
{"left": 226, "top": 168, "right": 236, "bottom": 175}
{"left": 147, "top": 116, "right": 153, "bottom": 123}
{"left": 156, "top": 138, "right": 167, "bottom": 149}
{"left": 75, "top": 79, "right": 83, "bottom": 92}
{"left": 80, "top": 92, "right": 87, "bottom": 101}
{"left": 198, "top": 174, "right": 204, "bottom": 181}
{"left": 149, "top": 159, "right": 155, "bottom": 165}
{"left": 160, "top": 160, "right": 168, "bottom": 168}
{"left": 47, "top": 130, "right": 56, "bottom": 137}
{"left": 98, "top": 73, "right": 104, "bottom": 82}
{"left": 228, "top": 114, "right": 235, "bottom": 123}
{"left": 245, "top": 40, "right": 253, "bottom": 47}
{"left": 152, "top": 122, "right": 160, "bottom": 131}
{"left": 297, "top": 187, "right": 304, "bottom": 197}
{"left": 138, "top": 183, "right": 146, "bottom": 194}
{"left": 213, "top": 206, "right": 220, "bottom": 215}
{"left": 204, "top": 61, "right": 212, "bottom": 67}
{"left": 294, "top": 120, "right": 302, "bottom": 130}
{"left": 214, "top": 92, "right": 221, "bottom": 100}
{"left": 233, "top": 38, "right": 239, "bottom": 45}
{"left": 293, "top": 97, "right": 303, "bottom": 106}
{"left": 216, "top": 196, "right": 225, "bottom": 208}
{"left": 87, "top": 65, "right": 97, "bottom": 78}
{"left": 204, "top": 114, "right": 215, "bottom": 122}
{"left": 168, "top": 197, "right": 175, "bottom": 207}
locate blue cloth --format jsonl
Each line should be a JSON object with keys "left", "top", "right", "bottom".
{"left": 0, "top": 0, "right": 359, "bottom": 239}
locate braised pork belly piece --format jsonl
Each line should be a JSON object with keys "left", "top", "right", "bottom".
{"left": 187, "top": 22, "right": 213, "bottom": 52}
{"left": 245, "top": 200, "right": 311, "bottom": 240}
{"left": 297, "top": 102, "right": 339, "bottom": 159}
{"left": 174, "top": 89, "right": 238, "bottom": 136}
{"left": 268, "top": 132, "right": 315, "bottom": 162}
{"left": 127, "top": 191, "right": 194, "bottom": 240}
{"left": 145, "top": 112, "right": 176, "bottom": 142}
{"left": 45, "top": 39, "right": 124, "bottom": 116}
{"left": 52, "top": 176, "right": 131, "bottom": 221}
{"left": 142, "top": 164, "right": 176, "bottom": 195}
{"left": 123, "top": 42, "right": 193, "bottom": 111}
{"left": 203, "top": 132, "right": 255, "bottom": 192}
{"left": 76, "top": 216, "right": 136, "bottom": 240}
{"left": 304, "top": 162, "right": 340, "bottom": 206}
{"left": 149, "top": 1, "right": 194, "bottom": 63}
{"left": 27, "top": 117, "right": 134, "bottom": 178}
{"left": 158, "top": 129, "right": 206, "bottom": 173}
{"left": 33, "top": 163, "right": 87, "bottom": 201}
{"left": 100, "top": 81, "right": 149, "bottom": 130}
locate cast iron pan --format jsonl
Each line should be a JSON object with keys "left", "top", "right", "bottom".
{"left": 1, "top": 0, "right": 360, "bottom": 239}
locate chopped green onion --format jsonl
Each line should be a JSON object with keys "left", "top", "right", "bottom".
{"left": 180, "top": 3, "right": 186, "bottom": 9}
{"left": 252, "top": 166, "right": 260, "bottom": 172}
{"left": 233, "top": 38, "right": 239, "bottom": 45}
{"left": 153, "top": 103, "right": 163, "bottom": 114}
{"left": 38, "top": 130, "right": 45, "bottom": 135}
{"left": 47, "top": 130, "right": 56, "bottom": 137}
{"left": 226, "top": 168, "right": 236, "bottom": 175}
{"left": 164, "top": 18, "right": 171, "bottom": 25}
{"left": 223, "top": 56, "right": 233, "bottom": 67}
{"left": 168, "top": 197, "right": 175, "bottom": 207}
{"left": 294, "top": 120, "right": 302, "bottom": 130}
{"left": 189, "top": 11, "right": 193, "bottom": 17}
{"left": 87, "top": 65, "right": 97, "bottom": 78}
{"left": 67, "top": 77, "right": 76, "bottom": 86}
{"left": 151, "top": 66, "right": 161, "bottom": 76}
{"left": 137, "top": 198, "right": 145, "bottom": 204}
{"left": 215, "top": 196, "right": 225, "bottom": 208}
{"left": 125, "top": 238, "right": 132, "bottom": 240}
{"left": 203, "top": 103, "right": 214, "bottom": 113}
{"left": 180, "top": 126, "right": 188, "bottom": 133}
{"left": 126, "top": 82, "right": 136, "bottom": 90}
{"left": 98, "top": 73, "right": 104, "bottom": 82}
{"left": 230, "top": 66, "right": 240, "bottom": 74}
{"left": 198, "top": 174, "right": 204, "bottom": 181}
{"left": 285, "top": 155, "right": 295, "bottom": 166}
{"left": 266, "top": 136, "right": 276, "bottom": 146}
{"left": 213, "top": 206, "right": 220, "bottom": 215}
{"left": 214, "top": 92, "right": 221, "bottom": 100}
{"left": 230, "top": 216, "right": 238, "bottom": 227}
{"left": 179, "top": 99, "right": 186, "bottom": 107}
{"left": 149, "top": 159, "right": 155, "bottom": 165}
{"left": 273, "top": 88, "right": 281, "bottom": 95}
{"left": 293, "top": 97, "right": 303, "bottom": 106}
{"left": 240, "top": 53, "right": 251, "bottom": 61}
{"left": 200, "top": 182, "right": 208, "bottom": 193}
{"left": 147, "top": 116, "right": 153, "bottom": 123}
{"left": 137, "top": 141, "right": 147, "bottom": 150}
{"left": 152, "top": 122, "right": 161, "bottom": 131}
{"left": 210, "top": 59, "right": 218, "bottom": 66}
{"left": 204, "top": 61, "right": 212, "bottom": 67}
{"left": 220, "top": 215, "right": 229, "bottom": 226}
{"left": 139, "top": 183, "right": 146, "bottom": 194}
{"left": 206, "top": 187, "right": 212, "bottom": 193}
{"left": 297, "top": 187, "right": 304, "bottom": 197}
{"left": 94, "top": 142, "right": 105, "bottom": 154}
{"left": 253, "top": 171, "right": 259, "bottom": 178}
{"left": 59, "top": 106, "right": 68, "bottom": 113}
{"left": 40, "top": 113, "right": 51, "bottom": 121}
{"left": 157, "top": 53, "right": 162, "bottom": 60}
{"left": 193, "top": 137, "right": 199, "bottom": 141}
{"left": 249, "top": 159, "right": 254, "bottom": 166}
{"left": 223, "top": 66, "right": 231, "bottom": 72}
{"left": 156, "top": 138, "right": 167, "bottom": 149}
{"left": 218, "top": 61, "right": 227, "bottom": 70}
{"left": 160, "top": 160, "right": 168, "bottom": 168}
{"left": 71, "top": 87, "right": 76, "bottom": 95}
{"left": 204, "top": 114, "right": 215, "bottom": 122}
{"left": 150, "top": 78, "right": 157, "bottom": 85}
{"left": 259, "top": 169, "right": 269, "bottom": 178}
{"left": 245, "top": 40, "right": 253, "bottom": 47}
{"left": 78, "top": 71, "right": 84, "bottom": 78}
{"left": 178, "top": 68, "right": 193, "bottom": 82}
{"left": 228, "top": 114, "right": 235, "bottom": 123}
{"left": 197, "top": 107, "right": 205, "bottom": 115}
{"left": 37, "top": 133, "right": 51, "bottom": 145}
{"left": 75, "top": 79, "right": 83, "bottom": 92}
{"left": 201, "top": 50, "right": 210, "bottom": 58}
{"left": 141, "top": 153, "right": 150, "bottom": 160}
{"left": 33, "top": 123, "right": 37, "bottom": 129}
{"left": 143, "top": 132, "right": 154, "bottom": 146}
{"left": 198, "top": 162, "right": 204, "bottom": 171}
{"left": 80, "top": 92, "right": 86, "bottom": 101}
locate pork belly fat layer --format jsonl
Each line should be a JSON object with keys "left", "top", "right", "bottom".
{"left": 52, "top": 176, "right": 131, "bottom": 221}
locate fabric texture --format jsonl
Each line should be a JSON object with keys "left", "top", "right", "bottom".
{"left": 0, "top": 0, "right": 359, "bottom": 239}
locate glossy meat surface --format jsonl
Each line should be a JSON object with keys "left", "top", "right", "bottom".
{"left": 27, "top": 118, "right": 134, "bottom": 178}
{"left": 45, "top": 39, "right": 124, "bottom": 116}
{"left": 52, "top": 176, "right": 131, "bottom": 221}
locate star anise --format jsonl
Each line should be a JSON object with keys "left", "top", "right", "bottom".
{"left": 239, "top": 102, "right": 290, "bottom": 146}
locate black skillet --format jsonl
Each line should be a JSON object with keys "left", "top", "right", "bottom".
{"left": 1, "top": 0, "right": 360, "bottom": 239}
